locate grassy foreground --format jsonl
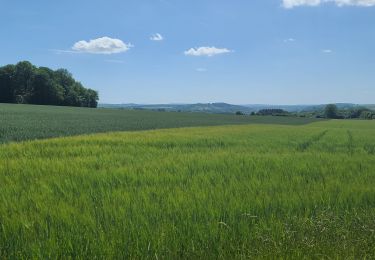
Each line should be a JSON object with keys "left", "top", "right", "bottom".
{"left": 0, "top": 120, "right": 375, "bottom": 258}
{"left": 0, "top": 103, "right": 320, "bottom": 144}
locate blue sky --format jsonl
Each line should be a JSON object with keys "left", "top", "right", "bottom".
{"left": 1, "top": 0, "right": 374, "bottom": 104}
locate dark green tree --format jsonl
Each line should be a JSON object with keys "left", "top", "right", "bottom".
{"left": 13, "top": 61, "right": 36, "bottom": 103}
{"left": 31, "top": 68, "right": 64, "bottom": 105}
{"left": 0, "top": 65, "right": 16, "bottom": 103}
{"left": 0, "top": 61, "right": 98, "bottom": 108}
{"left": 235, "top": 111, "right": 244, "bottom": 115}
{"left": 324, "top": 104, "right": 338, "bottom": 119}
{"left": 86, "top": 89, "right": 99, "bottom": 108}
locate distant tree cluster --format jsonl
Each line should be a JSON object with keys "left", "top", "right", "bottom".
{"left": 345, "top": 107, "right": 375, "bottom": 120}
{"left": 0, "top": 61, "right": 98, "bottom": 107}
{"left": 257, "top": 109, "right": 289, "bottom": 116}
{"left": 359, "top": 110, "right": 375, "bottom": 120}
{"left": 235, "top": 111, "right": 245, "bottom": 115}
{"left": 324, "top": 104, "right": 375, "bottom": 120}
{"left": 324, "top": 104, "right": 339, "bottom": 119}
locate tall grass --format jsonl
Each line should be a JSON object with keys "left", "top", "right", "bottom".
{"left": 0, "top": 121, "right": 374, "bottom": 258}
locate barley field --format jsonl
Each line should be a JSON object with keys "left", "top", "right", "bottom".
{"left": 0, "top": 103, "right": 320, "bottom": 144}
{"left": 0, "top": 119, "right": 374, "bottom": 258}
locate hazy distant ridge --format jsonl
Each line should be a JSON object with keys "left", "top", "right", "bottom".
{"left": 99, "top": 103, "right": 374, "bottom": 114}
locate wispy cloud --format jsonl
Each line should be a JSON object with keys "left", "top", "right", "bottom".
{"left": 196, "top": 68, "right": 208, "bottom": 72}
{"left": 322, "top": 49, "right": 333, "bottom": 53}
{"left": 105, "top": 59, "right": 125, "bottom": 64}
{"left": 72, "top": 37, "right": 133, "bottom": 54}
{"left": 50, "top": 49, "right": 79, "bottom": 54}
{"left": 150, "top": 33, "right": 164, "bottom": 41}
{"left": 283, "top": 0, "right": 375, "bottom": 8}
{"left": 284, "top": 38, "right": 296, "bottom": 43}
{"left": 184, "top": 46, "right": 232, "bottom": 57}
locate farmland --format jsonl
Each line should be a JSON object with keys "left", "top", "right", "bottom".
{"left": 0, "top": 117, "right": 374, "bottom": 258}
{"left": 0, "top": 103, "right": 320, "bottom": 144}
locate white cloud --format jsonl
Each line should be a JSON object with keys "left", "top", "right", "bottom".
{"left": 184, "top": 47, "right": 232, "bottom": 57}
{"left": 150, "top": 33, "right": 164, "bottom": 41}
{"left": 196, "top": 68, "right": 208, "bottom": 72}
{"left": 283, "top": 0, "right": 320, "bottom": 8}
{"left": 322, "top": 49, "right": 333, "bottom": 53}
{"left": 72, "top": 37, "right": 132, "bottom": 54}
{"left": 282, "top": 0, "right": 375, "bottom": 8}
{"left": 50, "top": 49, "right": 77, "bottom": 54}
{"left": 105, "top": 59, "right": 125, "bottom": 64}
{"left": 284, "top": 38, "right": 296, "bottom": 43}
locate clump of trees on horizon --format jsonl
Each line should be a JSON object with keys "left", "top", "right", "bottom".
{"left": 256, "top": 109, "right": 289, "bottom": 116}
{"left": 236, "top": 104, "right": 374, "bottom": 120}
{"left": 0, "top": 61, "right": 98, "bottom": 108}
{"left": 324, "top": 104, "right": 375, "bottom": 120}
{"left": 324, "top": 104, "right": 339, "bottom": 119}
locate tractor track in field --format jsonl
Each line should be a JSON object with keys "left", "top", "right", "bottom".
{"left": 347, "top": 130, "right": 355, "bottom": 156}
{"left": 297, "top": 130, "right": 328, "bottom": 152}
{"left": 364, "top": 144, "right": 375, "bottom": 155}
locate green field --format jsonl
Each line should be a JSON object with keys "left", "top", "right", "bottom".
{"left": 0, "top": 115, "right": 374, "bottom": 258}
{"left": 0, "top": 103, "right": 320, "bottom": 144}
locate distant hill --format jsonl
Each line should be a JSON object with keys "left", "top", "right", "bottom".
{"left": 99, "top": 103, "right": 374, "bottom": 114}
{"left": 99, "top": 103, "right": 254, "bottom": 114}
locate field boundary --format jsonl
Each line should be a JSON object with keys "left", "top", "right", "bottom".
{"left": 0, "top": 103, "right": 323, "bottom": 144}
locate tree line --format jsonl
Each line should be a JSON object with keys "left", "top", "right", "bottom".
{"left": 0, "top": 61, "right": 98, "bottom": 107}
{"left": 256, "top": 109, "right": 289, "bottom": 116}
{"left": 324, "top": 104, "right": 375, "bottom": 120}
{"left": 236, "top": 105, "right": 374, "bottom": 120}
